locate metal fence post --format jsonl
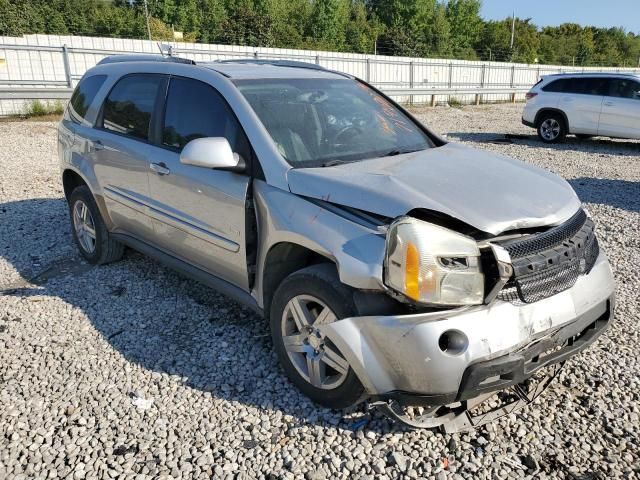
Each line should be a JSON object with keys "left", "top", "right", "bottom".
{"left": 254, "top": 51, "right": 259, "bottom": 60}
{"left": 510, "top": 65, "right": 516, "bottom": 103}
{"left": 315, "top": 54, "right": 320, "bottom": 65}
{"left": 478, "top": 64, "right": 486, "bottom": 105}
{"left": 447, "top": 63, "right": 453, "bottom": 105}
{"left": 365, "top": 58, "right": 370, "bottom": 83}
{"left": 409, "top": 61, "right": 414, "bottom": 106}
{"left": 62, "top": 45, "right": 72, "bottom": 88}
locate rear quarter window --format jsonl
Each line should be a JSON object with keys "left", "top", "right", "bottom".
{"left": 542, "top": 78, "right": 572, "bottom": 93}
{"left": 68, "top": 74, "right": 107, "bottom": 124}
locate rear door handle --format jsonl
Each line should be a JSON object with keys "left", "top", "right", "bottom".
{"left": 604, "top": 101, "right": 614, "bottom": 106}
{"left": 150, "top": 162, "right": 170, "bottom": 176}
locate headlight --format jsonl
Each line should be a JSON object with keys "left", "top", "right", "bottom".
{"left": 384, "top": 217, "right": 484, "bottom": 306}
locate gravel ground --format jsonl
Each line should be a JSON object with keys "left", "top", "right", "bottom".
{"left": 0, "top": 104, "right": 638, "bottom": 480}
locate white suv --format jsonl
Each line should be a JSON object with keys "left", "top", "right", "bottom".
{"left": 522, "top": 73, "right": 640, "bottom": 143}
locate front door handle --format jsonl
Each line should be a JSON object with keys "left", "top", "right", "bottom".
{"left": 89, "top": 140, "right": 105, "bottom": 153}
{"left": 150, "top": 162, "right": 170, "bottom": 176}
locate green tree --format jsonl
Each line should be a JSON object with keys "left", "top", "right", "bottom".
{"left": 307, "top": 0, "right": 349, "bottom": 50}
{"left": 446, "top": 0, "right": 482, "bottom": 59}
{"left": 345, "top": 0, "right": 380, "bottom": 54}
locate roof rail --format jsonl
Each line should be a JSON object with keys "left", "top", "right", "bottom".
{"left": 214, "top": 59, "right": 328, "bottom": 72}
{"left": 546, "top": 71, "right": 639, "bottom": 77}
{"left": 97, "top": 54, "right": 195, "bottom": 66}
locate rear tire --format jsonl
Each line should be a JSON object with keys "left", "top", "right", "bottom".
{"left": 270, "top": 264, "right": 364, "bottom": 409}
{"left": 537, "top": 113, "right": 566, "bottom": 143}
{"left": 69, "top": 186, "right": 124, "bottom": 265}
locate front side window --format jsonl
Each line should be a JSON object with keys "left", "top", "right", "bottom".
{"left": 234, "top": 78, "right": 433, "bottom": 167}
{"left": 69, "top": 74, "right": 107, "bottom": 123}
{"left": 607, "top": 79, "right": 640, "bottom": 99}
{"left": 101, "top": 74, "right": 164, "bottom": 141}
{"left": 162, "top": 76, "right": 249, "bottom": 158}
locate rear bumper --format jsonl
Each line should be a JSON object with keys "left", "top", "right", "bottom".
{"left": 319, "top": 251, "right": 615, "bottom": 404}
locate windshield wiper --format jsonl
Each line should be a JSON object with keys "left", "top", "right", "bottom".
{"left": 321, "top": 159, "right": 349, "bottom": 167}
{"left": 381, "top": 147, "right": 424, "bottom": 157}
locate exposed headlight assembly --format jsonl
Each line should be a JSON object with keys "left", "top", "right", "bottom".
{"left": 384, "top": 217, "right": 484, "bottom": 306}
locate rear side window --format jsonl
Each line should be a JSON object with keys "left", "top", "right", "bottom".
{"left": 101, "top": 74, "right": 165, "bottom": 141}
{"left": 69, "top": 74, "right": 107, "bottom": 123}
{"left": 542, "top": 77, "right": 607, "bottom": 95}
{"left": 162, "top": 76, "right": 249, "bottom": 158}
{"left": 607, "top": 79, "right": 640, "bottom": 99}
{"left": 542, "top": 78, "right": 572, "bottom": 93}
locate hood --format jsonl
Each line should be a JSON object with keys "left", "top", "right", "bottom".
{"left": 287, "top": 143, "right": 581, "bottom": 236}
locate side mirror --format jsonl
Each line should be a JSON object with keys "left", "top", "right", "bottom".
{"left": 180, "top": 137, "right": 245, "bottom": 172}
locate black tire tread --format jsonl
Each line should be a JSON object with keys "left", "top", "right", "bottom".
{"left": 537, "top": 112, "right": 567, "bottom": 144}
{"left": 69, "top": 185, "right": 124, "bottom": 265}
{"left": 270, "top": 264, "right": 365, "bottom": 409}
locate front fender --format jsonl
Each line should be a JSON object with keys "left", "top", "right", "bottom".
{"left": 252, "top": 181, "right": 387, "bottom": 308}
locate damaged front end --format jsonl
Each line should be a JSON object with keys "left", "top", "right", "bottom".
{"left": 312, "top": 205, "right": 615, "bottom": 432}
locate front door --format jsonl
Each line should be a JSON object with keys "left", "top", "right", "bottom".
{"left": 598, "top": 78, "right": 640, "bottom": 139}
{"left": 146, "top": 76, "right": 252, "bottom": 290}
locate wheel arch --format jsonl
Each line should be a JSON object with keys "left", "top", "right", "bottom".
{"left": 261, "top": 241, "right": 335, "bottom": 319}
{"left": 535, "top": 108, "right": 570, "bottom": 132}
{"left": 62, "top": 168, "right": 88, "bottom": 201}
{"left": 62, "top": 167, "right": 114, "bottom": 230}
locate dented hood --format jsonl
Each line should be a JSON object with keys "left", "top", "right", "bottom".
{"left": 287, "top": 143, "right": 581, "bottom": 236}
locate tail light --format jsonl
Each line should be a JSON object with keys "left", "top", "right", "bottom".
{"left": 525, "top": 92, "right": 538, "bottom": 101}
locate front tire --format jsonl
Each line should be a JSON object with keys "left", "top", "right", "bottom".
{"left": 68, "top": 186, "right": 124, "bottom": 265}
{"left": 270, "top": 264, "right": 364, "bottom": 409}
{"left": 537, "top": 113, "right": 566, "bottom": 143}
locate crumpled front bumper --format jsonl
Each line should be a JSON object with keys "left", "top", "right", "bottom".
{"left": 318, "top": 251, "right": 615, "bottom": 405}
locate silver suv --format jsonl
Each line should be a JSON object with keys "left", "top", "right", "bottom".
{"left": 58, "top": 55, "right": 615, "bottom": 431}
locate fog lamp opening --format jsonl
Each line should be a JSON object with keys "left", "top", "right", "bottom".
{"left": 438, "top": 330, "right": 468, "bottom": 355}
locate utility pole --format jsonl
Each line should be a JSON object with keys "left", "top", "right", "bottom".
{"left": 143, "top": 0, "right": 152, "bottom": 41}
{"left": 510, "top": 10, "right": 516, "bottom": 49}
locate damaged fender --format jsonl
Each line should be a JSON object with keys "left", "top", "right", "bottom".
{"left": 252, "top": 180, "right": 387, "bottom": 309}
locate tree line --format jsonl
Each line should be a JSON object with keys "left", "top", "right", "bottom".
{"left": 1, "top": 0, "right": 639, "bottom": 67}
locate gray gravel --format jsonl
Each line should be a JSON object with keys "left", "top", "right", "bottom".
{"left": 1, "top": 105, "right": 639, "bottom": 479}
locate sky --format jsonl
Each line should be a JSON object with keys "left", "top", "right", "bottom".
{"left": 480, "top": 0, "right": 640, "bottom": 34}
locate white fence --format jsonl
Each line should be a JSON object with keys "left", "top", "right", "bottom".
{"left": 1, "top": 34, "right": 638, "bottom": 116}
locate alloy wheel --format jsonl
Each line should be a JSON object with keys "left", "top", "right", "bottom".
{"left": 280, "top": 294, "right": 350, "bottom": 390}
{"left": 540, "top": 118, "right": 561, "bottom": 141}
{"left": 73, "top": 199, "right": 97, "bottom": 253}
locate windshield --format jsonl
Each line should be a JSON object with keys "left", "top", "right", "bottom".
{"left": 234, "top": 78, "right": 433, "bottom": 167}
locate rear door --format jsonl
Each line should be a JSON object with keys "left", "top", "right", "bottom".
{"left": 91, "top": 73, "right": 167, "bottom": 240}
{"left": 145, "top": 76, "right": 252, "bottom": 290}
{"left": 598, "top": 78, "right": 640, "bottom": 139}
{"left": 552, "top": 77, "right": 605, "bottom": 134}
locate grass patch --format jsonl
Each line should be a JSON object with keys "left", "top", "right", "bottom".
{"left": 24, "top": 100, "right": 65, "bottom": 118}
{"left": 447, "top": 96, "right": 463, "bottom": 108}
